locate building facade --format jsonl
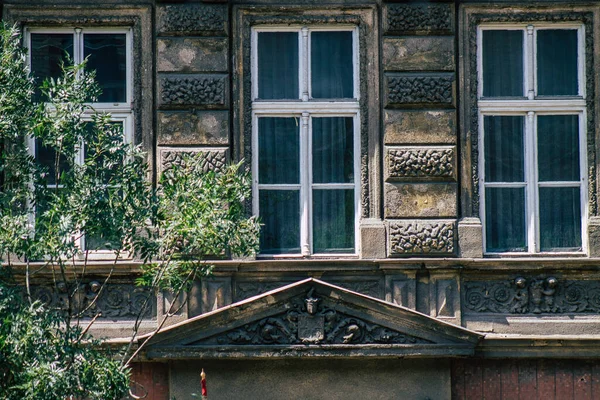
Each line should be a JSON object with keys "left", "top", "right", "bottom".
{"left": 4, "top": 0, "right": 600, "bottom": 398}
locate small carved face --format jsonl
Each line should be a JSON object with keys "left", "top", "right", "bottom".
{"left": 305, "top": 297, "right": 320, "bottom": 315}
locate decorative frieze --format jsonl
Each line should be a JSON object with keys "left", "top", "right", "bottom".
{"left": 30, "top": 283, "right": 155, "bottom": 320}
{"left": 389, "top": 220, "right": 455, "bottom": 255}
{"left": 386, "top": 75, "right": 454, "bottom": 106}
{"left": 157, "top": 4, "right": 227, "bottom": 36}
{"left": 194, "top": 290, "right": 430, "bottom": 346}
{"left": 465, "top": 277, "right": 600, "bottom": 314}
{"left": 159, "top": 148, "right": 228, "bottom": 175}
{"left": 385, "top": 4, "right": 453, "bottom": 35}
{"left": 158, "top": 75, "right": 227, "bottom": 108}
{"left": 387, "top": 147, "right": 455, "bottom": 180}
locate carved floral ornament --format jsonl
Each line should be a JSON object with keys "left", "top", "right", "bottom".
{"left": 465, "top": 276, "right": 600, "bottom": 314}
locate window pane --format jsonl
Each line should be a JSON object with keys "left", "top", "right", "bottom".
{"left": 537, "top": 29, "right": 578, "bottom": 96}
{"left": 538, "top": 115, "right": 579, "bottom": 181}
{"left": 36, "top": 139, "right": 69, "bottom": 186}
{"left": 539, "top": 187, "right": 581, "bottom": 251}
{"left": 484, "top": 116, "right": 525, "bottom": 182}
{"left": 30, "top": 33, "right": 74, "bottom": 101}
{"left": 313, "top": 189, "right": 354, "bottom": 253}
{"left": 258, "top": 118, "right": 299, "bottom": 184}
{"left": 258, "top": 32, "right": 299, "bottom": 99}
{"left": 311, "top": 31, "right": 353, "bottom": 99}
{"left": 312, "top": 117, "right": 353, "bottom": 184}
{"left": 259, "top": 190, "right": 300, "bottom": 254}
{"left": 482, "top": 30, "right": 524, "bottom": 97}
{"left": 84, "top": 34, "right": 127, "bottom": 103}
{"left": 485, "top": 187, "right": 526, "bottom": 252}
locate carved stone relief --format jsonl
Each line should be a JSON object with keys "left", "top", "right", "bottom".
{"left": 158, "top": 75, "right": 227, "bottom": 108}
{"left": 157, "top": 4, "right": 227, "bottom": 36}
{"left": 385, "top": 3, "right": 453, "bottom": 35}
{"left": 389, "top": 220, "right": 455, "bottom": 255}
{"left": 159, "top": 148, "right": 227, "bottom": 175}
{"left": 194, "top": 289, "right": 431, "bottom": 346}
{"left": 465, "top": 276, "right": 600, "bottom": 314}
{"left": 30, "top": 283, "right": 155, "bottom": 319}
{"left": 387, "top": 75, "right": 454, "bottom": 106}
{"left": 387, "top": 147, "right": 455, "bottom": 180}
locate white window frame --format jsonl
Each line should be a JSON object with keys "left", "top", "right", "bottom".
{"left": 251, "top": 25, "right": 360, "bottom": 257}
{"left": 25, "top": 27, "right": 134, "bottom": 257}
{"left": 477, "top": 23, "right": 588, "bottom": 255}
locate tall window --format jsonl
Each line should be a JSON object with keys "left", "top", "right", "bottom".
{"left": 26, "top": 27, "right": 133, "bottom": 251}
{"left": 251, "top": 26, "right": 359, "bottom": 256}
{"left": 478, "top": 24, "right": 587, "bottom": 254}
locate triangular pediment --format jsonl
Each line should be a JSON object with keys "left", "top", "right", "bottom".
{"left": 143, "top": 279, "right": 482, "bottom": 359}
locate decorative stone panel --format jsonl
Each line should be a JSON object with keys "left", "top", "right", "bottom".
{"left": 157, "top": 38, "right": 228, "bottom": 73}
{"left": 465, "top": 276, "right": 600, "bottom": 314}
{"left": 158, "top": 74, "right": 227, "bottom": 108}
{"left": 384, "top": 3, "right": 453, "bottom": 35}
{"left": 157, "top": 4, "right": 228, "bottom": 36}
{"left": 158, "top": 147, "right": 228, "bottom": 176}
{"left": 385, "top": 183, "right": 457, "bottom": 218}
{"left": 384, "top": 110, "right": 456, "bottom": 145}
{"left": 386, "top": 147, "right": 456, "bottom": 181}
{"left": 388, "top": 220, "right": 455, "bottom": 256}
{"left": 158, "top": 111, "right": 229, "bottom": 146}
{"left": 386, "top": 74, "right": 454, "bottom": 107}
{"left": 383, "top": 37, "right": 454, "bottom": 71}
{"left": 30, "top": 283, "right": 156, "bottom": 320}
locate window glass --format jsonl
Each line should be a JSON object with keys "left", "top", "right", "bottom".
{"left": 537, "top": 115, "right": 579, "bottom": 181}
{"left": 539, "top": 187, "right": 581, "bottom": 251}
{"left": 35, "top": 139, "right": 69, "bottom": 186}
{"left": 30, "top": 33, "right": 74, "bottom": 101}
{"left": 257, "top": 32, "right": 299, "bottom": 99}
{"left": 484, "top": 116, "right": 525, "bottom": 182}
{"left": 312, "top": 117, "right": 353, "bottom": 184}
{"left": 485, "top": 187, "right": 526, "bottom": 252}
{"left": 258, "top": 117, "right": 299, "bottom": 184}
{"left": 311, "top": 31, "right": 353, "bottom": 99}
{"left": 84, "top": 34, "right": 127, "bottom": 102}
{"left": 537, "top": 29, "right": 578, "bottom": 96}
{"left": 313, "top": 189, "right": 354, "bottom": 253}
{"left": 259, "top": 190, "right": 301, "bottom": 254}
{"left": 482, "top": 30, "right": 524, "bottom": 97}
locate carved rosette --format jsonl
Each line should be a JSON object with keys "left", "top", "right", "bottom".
{"left": 386, "top": 147, "right": 455, "bottom": 181}
{"left": 385, "top": 4, "right": 453, "bottom": 35}
{"left": 158, "top": 75, "right": 226, "bottom": 108}
{"left": 30, "top": 283, "right": 155, "bottom": 319}
{"left": 386, "top": 75, "right": 454, "bottom": 106}
{"left": 193, "top": 292, "right": 430, "bottom": 346}
{"left": 159, "top": 148, "right": 228, "bottom": 175}
{"left": 388, "top": 220, "right": 455, "bottom": 255}
{"left": 464, "top": 277, "right": 600, "bottom": 314}
{"left": 157, "top": 4, "right": 227, "bottom": 36}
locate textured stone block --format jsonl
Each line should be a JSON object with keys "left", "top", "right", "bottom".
{"left": 388, "top": 220, "right": 455, "bottom": 256}
{"left": 158, "top": 147, "right": 228, "bottom": 176}
{"left": 158, "top": 38, "right": 228, "bottom": 73}
{"left": 458, "top": 217, "right": 483, "bottom": 258}
{"left": 385, "top": 183, "right": 457, "bottom": 218}
{"left": 385, "top": 146, "right": 456, "bottom": 181}
{"left": 158, "top": 111, "right": 229, "bottom": 146}
{"left": 157, "top": 4, "right": 227, "bottom": 36}
{"left": 383, "top": 37, "right": 454, "bottom": 71}
{"left": 384, "top": 3, "right": 453, "bottom": 35}
{"left": 359, "top": 218, "right": 386, "bottom": 259}
{"left": 158, "top": 74, "right": 227, "bottom": 108}
{"left": 384, "top": 110, "right": 456, "bottom": 145}
{"left": 386, "top": 74, "right": 454, "bottom": 107}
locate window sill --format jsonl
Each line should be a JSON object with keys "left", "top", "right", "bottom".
{"left": 256, "top": 253, "right": 360, "bottom": 260}
{"left": 483, "top": 251, "right": 587, "bottom": 258}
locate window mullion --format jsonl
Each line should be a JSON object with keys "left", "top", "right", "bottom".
{"left": 300, "top": 112, "right": 310, "bottom": 255}
{"left": 301, "top": 27, "right": 309, "bottom": 102}
{"left": 74, "top": 28, "right": 83, "bottom": 75}
{"left": 526, "top": 25, "right": 535, "bottom": 99}
{"left": 526, "top": 111, "right": 538, "bottom": 252}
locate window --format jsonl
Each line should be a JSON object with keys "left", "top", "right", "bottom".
{"left": 26, "top": 27, "right": 133, "bottom": 252}
{"left": 478, "top": 24, "right": 587, "bottom": 254}
{"left": 251, "top": 26, "right": 360, "bottom": 256}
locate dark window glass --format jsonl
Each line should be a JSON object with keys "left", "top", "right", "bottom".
{"left": 258, "top": 118, "right": 299, "bottom": 184}
{"left": 30, "top": 33, "right": 74, "bottom": 101}
{"left": 258, "top": 32, "right": 299, "bottom": 99}
{"left": 259, "top": 190, "right": 300, "bottom": 254}
{"left": 313, "top": 189, "right": 354, "bottom": 253}
{"left": 482, "top": 30, "right": 524, "bottom": 97}
{"left": 484, "top": 116, "right": 525, "bottom": 182}
{"left": 311, "top": 31, "right": 353, "bottom": 99}
{"left": 538, "top": 115, "right": 579, "bottom": 182}
{"left": 485, "top": 187, "right": 526, "bottom": 252}
{"left": 35, "top": 139, "right": 69, "bottom": 186}
{"left": 312, "top": 117, "right": 353, "bottom": 184}
{"left": 539, "top": 187, "right": 581, "bottom": 251}
{"left": 84, "top": 34, "right": 127, "bottom": 102}
{"left": 537, "top": 30, "right": 578, "bottom": 96}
